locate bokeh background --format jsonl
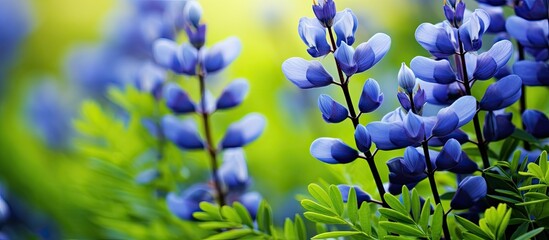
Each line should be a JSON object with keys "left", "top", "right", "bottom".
{"left": 0, "top": 0, "right": 547, "bottom": 239}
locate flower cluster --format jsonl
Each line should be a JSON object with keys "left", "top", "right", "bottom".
{"left": 152, "top": 0, "right": 266, "bottom": 220}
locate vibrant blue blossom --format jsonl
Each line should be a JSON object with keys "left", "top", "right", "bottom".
{"left": 197, "top": 90, "right": 217, "bottom": 114}
{"left": 522, "top": 110, "right": 549, "bottom": 139}
{"left": 167, "top": 184, "right": 213, "bottom": 221}
{"left": 428, "top": 129, "right": 470, "bottom": 147}
{"left": 220, "top": 113, "right": 266, "bottom": 149}
{"left": 162, "top": 115, "right": 204, "bottom": 150}
{"left": 219, "top": 148, "right": 249, "bottom": 193}
{"left": 318, "top": 94, "right": 348, "bottom": 123}
{"left": 459, "top": 9, "right": 491, "bottom": 52}
{"left": 135, "top": 62, "right": 166, "bottom": 99}
{"left": 420, "top": 81, "right": 465, "bottom": 106}
{"left": 398, "top": 63, "right": 417, "bottom": 95}
{"left": 354, "top": 124, "right": 372, "bottom": 153}
{"left": 202, "top": 37, "right": 242, "bottom": 74}
{"left": 479, "top": 74, "right": 522, "bottom": 111}
{"left": 185, "top": 24, "right": 206, "bottom": 49}
{"left": 443, "top": 0, "right": 466, "bottom": 26}
{"left": 333, "top": 8, "right": 358, "bottom": 46}
{"left": 413, "top": 88, "right": 427, "bottom": 113}
{"left": 431, "top": 96, "right": 477, "bottom": 137}
{"left": 451, "top": 176, "right": 487, "bottom": 210}
{"left": 411, "top": 57, "right": 456, "bottom": 84}
{"left": 514, "top": 0, "right": 548, "bottom": 20}
{"left": 513, "top": 61, "right": 549, "bottom": 86}
{"left": 153, "top": 39, "right": 198, "bottom": 75}
{"left": 312, "top": 0, "right": 336, "bottom": 27}
{"left": 367, "top": 112, "right": 424, "bottom": 150}
{"left": 483, "top": 111, "right": 515, "bottom": 142}
{"left": 183, "top": 0, "right": 202, "bottom": 28}
{"left": 428, "top": 149, "right": 478, "bottom": 174}
{"left": 387, "top": 147, "right": 427, "bottom": 185}
{"left": 282, "top": 57, "right": 333, "bottom": 89}
{"left": 163, "top": 83, "right": 196, "bottom": 114}
{"left": 473, "top": 40, "right": 513, "bottom": 80}
{"left": 397, "top": 92, "right": 412, "bottom": 112}
{"left": 338, "top": 185, "right": 371, "bottom": 206}
{"left": 415, "top": 22, "right": 458, "bottom": 58}
{"left": 216, "top": 79, "right": 250, "bottom": 110}
{"left": 505, "top": 16, "right": 548, "bottom": 49}
{"left": 298, "top": 17, "right": 331, "bottom": 58}
{"left": 334, "top": 33, "right": 391, "bottom": 76}
{"left": 239, "top": 192, "right": 262, "bottom": 219}
{"left": 479, "top": 4, "right": 506, "bottom": 33}
{"left": 310, "top": 138, "right": 358, "bottom": 164}
{"left": 358, "top": 79, "right": 384, "bottom": 113}
{"left": 435, "top": 139, "right": 462, "bottom": 171}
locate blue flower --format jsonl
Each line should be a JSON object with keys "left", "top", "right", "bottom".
{"left": 431, "top": 96, "right": 477, "bottom": 137}
{"left": 473, "top": 40, "right": 513, "bottom": 80}
{"left": 312, "top": 0, "right": 336, "bottom": 27}
{"left": 163, "top": 83, "right": 196, "bottom": 114}
{"left": 420, "top": 81, "right": 465, "bottom": 105}
{"left": 134, "top": 62, "right": 166, "bottom": 99}
{"left": 435, "top": 138, "right": 462, "bottom": 171}
{"left": 318, "top": 94, "right": 348, "bottom": 123}
{"left": 197, "top": 90, "right": 217, "bottom": 114}
{"left": 219, "top": 148, "right": 249, "bottom": 194}
{"left": 310, "top": 138, "right": 358, "bottom": 164}
{"left": 410, "top": 57, "right": 456, "bottom": 84}
{"left": 398, "top": 63, "right": 417, "bottom": 95}
{"left": 338, "top": 185, "right": 371, "bottom": 206}
{"left": 282, "top": 57, "right": 334, "bottom": 89}
{"left": 513, "top": 61, "right": 549, "bottom": 86}
{"left": 203, "top": 37, "right": 241, "bottom": 74}
{"left": 514, "top": 0, "right": 548, "bottom": 20}
{"left": 522, "top": 110, "right": 549, "bottom": 139}
{"left": 298, "top": 17, "right": 331, "bottom": 58}
{"left": 358, "top": 79, "right": 384, "bottom": 113}
{"left": 333, "top": 8, "right": 358, "bottom": 46}
{"left": 367, "top": 112, "right": 424, "bottom": 150}
{"left": 153, "top": 39, "right": 198, "bottom": 75}
{"left": 479, "top": 74, "right": 522, "bottom": 111}
{"left": 443, "top": 0, "right": 466, "bottom": 26}
{"left": 216, "top": 79, "right": 250, "bottom": 110}
{"left": 387, "top": 147, "right": 427, "bottom": 185}
{"left": 415, "top": 22, "right": 458, "bottom": 58}
{"left": 185, "top": 24, "right": 206, "bottom": 49}
{"left": 397, "top": 92, "right": 412, "bottom": 112}
{"left": 183, "top": 0, "right": 203, "bottom": 28}
{"left": 505, "top": 16, "right": 548, "bottom": 49}
{"left": 334, "top": 33, "right": 391, "bottom": 77}
{"left": 239, "top": 192, "right": 262, "bottom": 220}
{"left": 483, "top": 111, "right": 515, "bottom": 142}
{"left": 458, "top": 9, "right": 490, "bottom": 52}
{"left": 162, "top": 115, "right": 204, "bottom": 150}
{"left": 479, "top": 4, "right": 506, "bottom": 33}
{"left": 167, "top": 184, "right": 213, "bottom": 220}
{"left": 451, "top": 176, "right": 487, "bottom": 210}
{"left": 354, "top": 124, "right": 372, "bottom": 153}
{"left": 220, "top": 113, "right": 266, "bottom": 149}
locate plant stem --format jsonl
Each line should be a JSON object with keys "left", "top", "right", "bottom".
{"left": 327, "top": 27, "right": 387, "bottom": 207}
{"left": 454, "top": 36, "right": 490, "bottom": 169}
{"left": 421, "top": 140, "right": 451, "bottom": 240}
{"left": 198, "top": 68, "right": 225, "bottom": 206}
{"left": 516, "top": 41, "right": 531, "bottom": 151}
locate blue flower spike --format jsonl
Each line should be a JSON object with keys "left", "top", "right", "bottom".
{"left": 216, "top": 79, "right": 250, "bottom": 110}
{"left": 338, "top": 185, "right": 371, "bottom": 206}
{"left": 358, "top": 79, "right": 384, "bottom": 113}
{"left": 310, "top": 138, "right": 358, "bottom": 164}
{"left": 479, "top": 74, "right": 522, "bottom": 111}
{"left": 354, "top": 124, "right": 371, "bottom": 153}
{"left": 220, "top": 113, "right": 266, "bottom": 149}
{"left": 282, "top": 57, "right": 333, "bottom": 89}
{"left": 522, "top": 110, "right": 549, "bottom": 139}
{"left": 451, "top": 176, "right": 487, "bottom": 210}
{"left": 162, "top": 115, "right": 204, "bottom": 150}
{"left": 318, "top": 94, "right": 348, "bottom": 123}
{"left": 163, "top": 83, "right": 196, "bottom": 114}
{"left": 435, "top": 138, "right": 462, "bottom": 171}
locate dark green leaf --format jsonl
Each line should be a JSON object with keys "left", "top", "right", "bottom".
{"left": 378, "top": 208, "right": 415, "bottom": 224}
{"left": 514, "top": 227, "right": 545, "bottom": 240}
{"left": 512, "top": 129, "right": 540, "bottom": 145}
{"left": 411, "top": 189, "right": 421, "bottom": 222}
{"left": 379, "top": 221, "right": 426, "bottom": 237}
{"left": 439, "top": 191, "right": 455, "bottom": 200}
{"left": 431, "top": 204, "right": 443, "bottom": 240}
{"left": 500, "top": 137, "right": 519, "bottom": 162}
{"left": 455, "top": 216, "right": 492, "bottom": 239}
{"left": 257, "top": 200, "right": 272, "bottom": 234}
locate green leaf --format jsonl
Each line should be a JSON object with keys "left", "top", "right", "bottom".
{"left": 200, "top": 202, "right": 221, "bottom": 218}
{"left": 514, "top": 227, "right": 545, "bottom": 240}
{"left": 256, "top": 200, "right": 272, "bottom": 234}
{"left": 304, "top": 212, "right": 347, "bottom": 225}
{"left": 378, "top": 208, "right": 415, "bottom": 224}
{"left": 512, "top": 129, "right": 540, "bottom": 145}
{"left": 301, "top": 199, "right": 337, "bottom": 216}
{"left": 312, "top": 231, "right": 361, "bottom": 239}
{"left": 524, "top": 192, "right": 549, "bottom": 200}
{"left": 198, "top": 221, "right": 242, "bottom": 230}
{"left": 418, "top": 197, "right": 431, "bottom": 232}
{"left": 455, "top": 216, "right": 492, "bottom": 239}
{"left": 383, "top": 193, "right": 407, "bottom": 214}
{"left": 430, "top": 204, "right": 443, "bottom": 240}
{"left": 528, "top": 163, "right": 545, "bottom": 180}
{"left": 379, "top": 221, "right": 426, "bottom": 237}
{"left": 516, "top": 199, "right": 549, "bottom": 206}
{"left": 411, "top": 189, "right": 421, "bottom": 222}
{"left": 462, "top": 232, "right": 486, "bottom": 240}
{"left": 284, "top": 218, "right": 295, "bottom": 240}
{"left": 308, "top": 184, "right": 332, "bottom": 207}
{"left": 358, "top": 202, "right": 371, "bottom": 235}
{"left": 401, "top": 185, "right": 411, "bottom": 213}
{"left": 518, "top": 184, "right": 548, "bottom": 191}
{"left": 233, "top": 202, "right": 254, "bottom": 229}
{"left": 295, "top": 214, "right": 307, "bottom": 240}
{"left": 221, "top": 206, "right": 242, "bottom": 223}
{"left": 439, "top": 191, "right": 455, "bottom": 200}
{"left": 329, "top": 185, "right": 344, "bottom": 216}
{"left": 347, "top": 187, "right": 358, "bottom": 225}
{"left": 193, "top": 212, "right": 218, "bottom": 221}
{"left": 204, "top": 229, "right": 254, "bottom": 240}
{"left": 496, "top": 208, "right": 512, "bottom": 240}
{"left": 487, "top": 194, "right": 521, "bottom": 204}
{"left": 500, "top": 137, "right": 519, "bottom": 162}
{"left": 539, "top": 151, "right": 547, "bottom": 173}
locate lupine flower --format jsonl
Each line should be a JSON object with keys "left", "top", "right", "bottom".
{"left": 318, "top": 94, "right": 348, "bottom": 123}
{"left": 183, "top": 0, "right": 202, "bottom": 28}
{"left": 163, "top": 83, "right": 196, "bottom": 114}
{"left": 298, "top": 17, "right": 331, "bottom": 58}
{"left": 420, "top": 81, "right": 465, "bottom": 105}
{"left": 398, "top": 63, "right": 417, "bottom": 95}
{"left": 513, "top": 61, "right": 549, "bottom": 86}
{"left": 338, "top": 185, "right": 371, "bottom": 206}
{"left": 479, "top": 74, "right": 522, "bottom": 111}
{"left": 220, "top": 113, "right": 266, "bottom": 149}
{"left": 483, "top": 111, "right": 515, "bottom": 142}
{"left": 202, "top": 37, "right": 242, "bottom": 74}
{"left": 162, "top": 115, "right": 204, "bottom": 150}
{"left": 473, "top": 40, "right": 514, "bottom": 80}
{"left": 435, "top": 139, "right": 462, "bottom": 171}
{"left": 506, "top": 16, "right": 548, "bottom": 49}
{"left": 479, "top": 4, "right": 506, "bottom": 33}
{"left": 216, "top": 79, "right": 250, "bottom": 110}
{"left": 424, "top": 148, "right": 478, "bottom": 174}
{"left": 522, "top": 110, "right": 549, "bottom": 139}
{"left": 451, "top": 176, "right": 487, "bottom": 210}
{"left": 358, "top": 79, "right": 384, "bottom": 113}
{"left": 219, "top": 148, "right": 250, "bottom": 194}
{"left": 411, "top": 57, "right": 457, "bottom": 84}
{"left": 431, "top": 95, "right": 477, "bottom": 137}
{"left": 387, "top": 147, "right": 427, "bottom": 185}
{"left": 333, "top": 34, "right": 391, "bottom": 77}
{"left": 333, "top": 8, "right": 358, "bottom": 46}
{"left": 0, "top": 0, "right": 32, "bottom": 76}
{"left": 312, "top": 0, "right": 336, "bottom": 28}
{"left": 354, "top": 124, "right": 372, "bottom": 153}
{"left": 514, "top": 0, "right": 548, "bottom": 20}
{"left": 310, "top": 138, "right": 358, "bottom": 164}
{"left": 282, "top": 58, "right": 333, "bottom": 89}
{"left": 185, "top": 24, "right": 206, "bottom": 49}
{"left": 167, "top": 184, "right": 214, "bottom": 220}
{"left": 154, "top": 40, "right": 198, "bottom": 75}
{"left": 443, "top": 0, "right": 466, "bottom": 26}
{"left": 134, "top": 62, "right": 166, "bottom": 99}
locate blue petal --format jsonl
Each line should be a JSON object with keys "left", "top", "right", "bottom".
{"left": 451, "top": 176, "right": 487, "bottom": 210}
{"left": 312, "top": 0, "right": 336, "bottom": 27}
{"left": 153, "top": 39, "right": 177, "bottom": 69}
{"left": 176, "top": 43, "right": 199, "bottom": 75}
{"left": 522, "top": 110, "right": 549, "bottom": 139}
{"left": 298, "top": 17, "right": 331, "bottom": 58}
{"left": 183, "top": 0, "right": 203, "bottom": 28}
{"left": 397, "top": 92, "right": 412, "bottom": 112}
{"left": 480, "top": 75, "right": 522, "bottom": 111}
{"left": 432, "top": 96, "right": 477, "bottom": 137}
{"left": 410, "top": 57, "right": 456, "bottom": 84}
{"left": 333, "top": 9, "right": 358, "bottom": 46}
{"left": 398, "top": 63, "right": 416, "bottom": 94}
{"left": 483, "top": 111, "right": 515, "bottom": 142}
{"left": 506, "top": 16, "right": 549, "bottom": 48}
{"left": 220, "top": 113, "right": 266, "bottom": 149}
{"left": 435, "top": 138, "right": 462, "bottom": 171}
{"left": 310, "top": 138, "right": 358, "bottom": 164}
{"left": 415, "top": 23, "right": 457, "bottom": 58}
{"left": 162, "top": 115, "right": 204, "bottom": 150}
{"left": 513, "top": 61, "right": 549, "bottom": 86}
{"left": 366, "top": 122, "right": 403, "bottom": 150}
{"left": 282, "top": 57, "right": 333, "bottom": 89}
{"left": 514, "top": 0, "right": 548, "bottom": 20}
{"left": 203, "top": 37, "right": 241, "bottom": 74}
{"left": 480, "top": 4, "right": 506, "bottom": 33}
{"left": 197, "top": 90, "right": 216, "bottom": 114}
{"left": 404, "top": 112, "right": 425, "bottom": 142}
{"left": 387, "top": 149, "right": 427, "bottom": 185}
{"left": 338, "top": 185, "right": 371, "bottom": 206}
{"left": 154, "top": 38, "right": 197, "bottom": 75}
{"left": 318, "top": 94, "right": 348, "bottom": 123}
{"left": 420, "top": 81, "right": 465, "bottom": 106}
{"left": 431, "top": 109, "right": 459, "bottom": 137}
{"left": 219, "top": 148, "right": 249, "bottom": 193}
{"left": 429, "top": 129, "right": 469, "bottom": 147}
{"left": 358, "top": 79, "right": 383, "bottom": 113}
{"left": 163, "top": 83, "right": 196, "bottom": 114}
{"left": 474, "top": 40, "right": 513, "bottom": 80}
{"left": 240, "top": 192, "right": 262, "bottom": 220}
{"left": 354, "top": 124, "right": 371, "bottom": 153}
{"left": 216, "top": 79, "right": 249, "bottom": 110}
{"left": 354, "top": 33, "right": 391, "bottom": 73}
{"left": 135, "top": 62, "right": 166, "bottom": 99}
{"left": 403, "top": 146, "right": 426, "bottom": 175}
{"left": 167, "top": 184, "right": 213, "bottom": 220}
{"left": 459, "top": 9, "right": 490, "bottom": 52}
{"left": 449, "top": 153, "right": 479, "bottom": 174}
{"left": 334, "top": 42, "right": 357, "bottom": 76}
{"left": 413, "top": 88, "right": 426, "bottom": 112}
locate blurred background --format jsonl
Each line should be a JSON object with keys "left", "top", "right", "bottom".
{"left": 0, "top": 0, "right": 547, "bottom": 239}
